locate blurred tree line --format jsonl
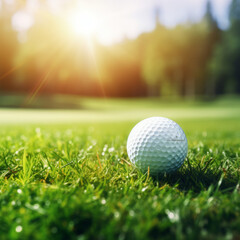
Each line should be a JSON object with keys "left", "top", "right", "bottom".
{"left": 0, "top": 0, "right": 240, "bottom": 98}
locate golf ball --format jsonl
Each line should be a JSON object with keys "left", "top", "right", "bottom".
{"left": 127, "top": 117, "right": 188, "bottom": 175}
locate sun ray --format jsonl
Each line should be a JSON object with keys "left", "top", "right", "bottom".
{"left": 84, "top": 40, "right": 107, "bottom": 98}
{"left": 0, "top": 65, "right": 20, "bottom": 81}
{"left": 23, "top": 39, "right": 70, "bottom": 107}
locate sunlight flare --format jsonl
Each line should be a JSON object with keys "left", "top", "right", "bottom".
{"left": 67, "top": 10, "right": 98, "bottom": 38}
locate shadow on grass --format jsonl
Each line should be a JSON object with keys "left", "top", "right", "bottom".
{"left": 153, "top": 158, "right": 239, "bottom": 193}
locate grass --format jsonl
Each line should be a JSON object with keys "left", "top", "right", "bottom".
{"left": 0, "top": 97, "right": 240, "bottom": 240}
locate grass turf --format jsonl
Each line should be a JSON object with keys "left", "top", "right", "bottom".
{"left": 0, "top": 97, "right": 240, "bottom": 240}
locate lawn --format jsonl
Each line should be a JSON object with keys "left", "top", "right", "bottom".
{"left": 0, "top": 96, "right": 240, "bottom": 240}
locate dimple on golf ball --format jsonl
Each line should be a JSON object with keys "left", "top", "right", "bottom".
{"left": 127, "top": 117, "right": 188, "bottom": 175}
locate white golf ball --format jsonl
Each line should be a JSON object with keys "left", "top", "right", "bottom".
{"left": 127, "top": 117, "right": 188, "bottom": 175}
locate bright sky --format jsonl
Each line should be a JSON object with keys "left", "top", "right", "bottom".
{"left": 8, "top": 0, "right": 232, "bottom": 45}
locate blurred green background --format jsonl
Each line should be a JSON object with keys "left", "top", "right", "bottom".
{"left": 0, "top": 0, "right": 240, "bottom": 106}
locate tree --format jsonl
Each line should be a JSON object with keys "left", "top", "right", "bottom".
{"left": 0, "top": 1, "right": 19, "bottom": 92}
{"left": 229, "top": 0, "right": 240, "bottom": 23}
{"left": 199, "top": 0, "right": 221, "bottom": 96}
{"left": 140, "top": 2, "right": 222, "bottom": 98}
{"left": 209, "top": 0, "right": 240, "bottom": 95}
